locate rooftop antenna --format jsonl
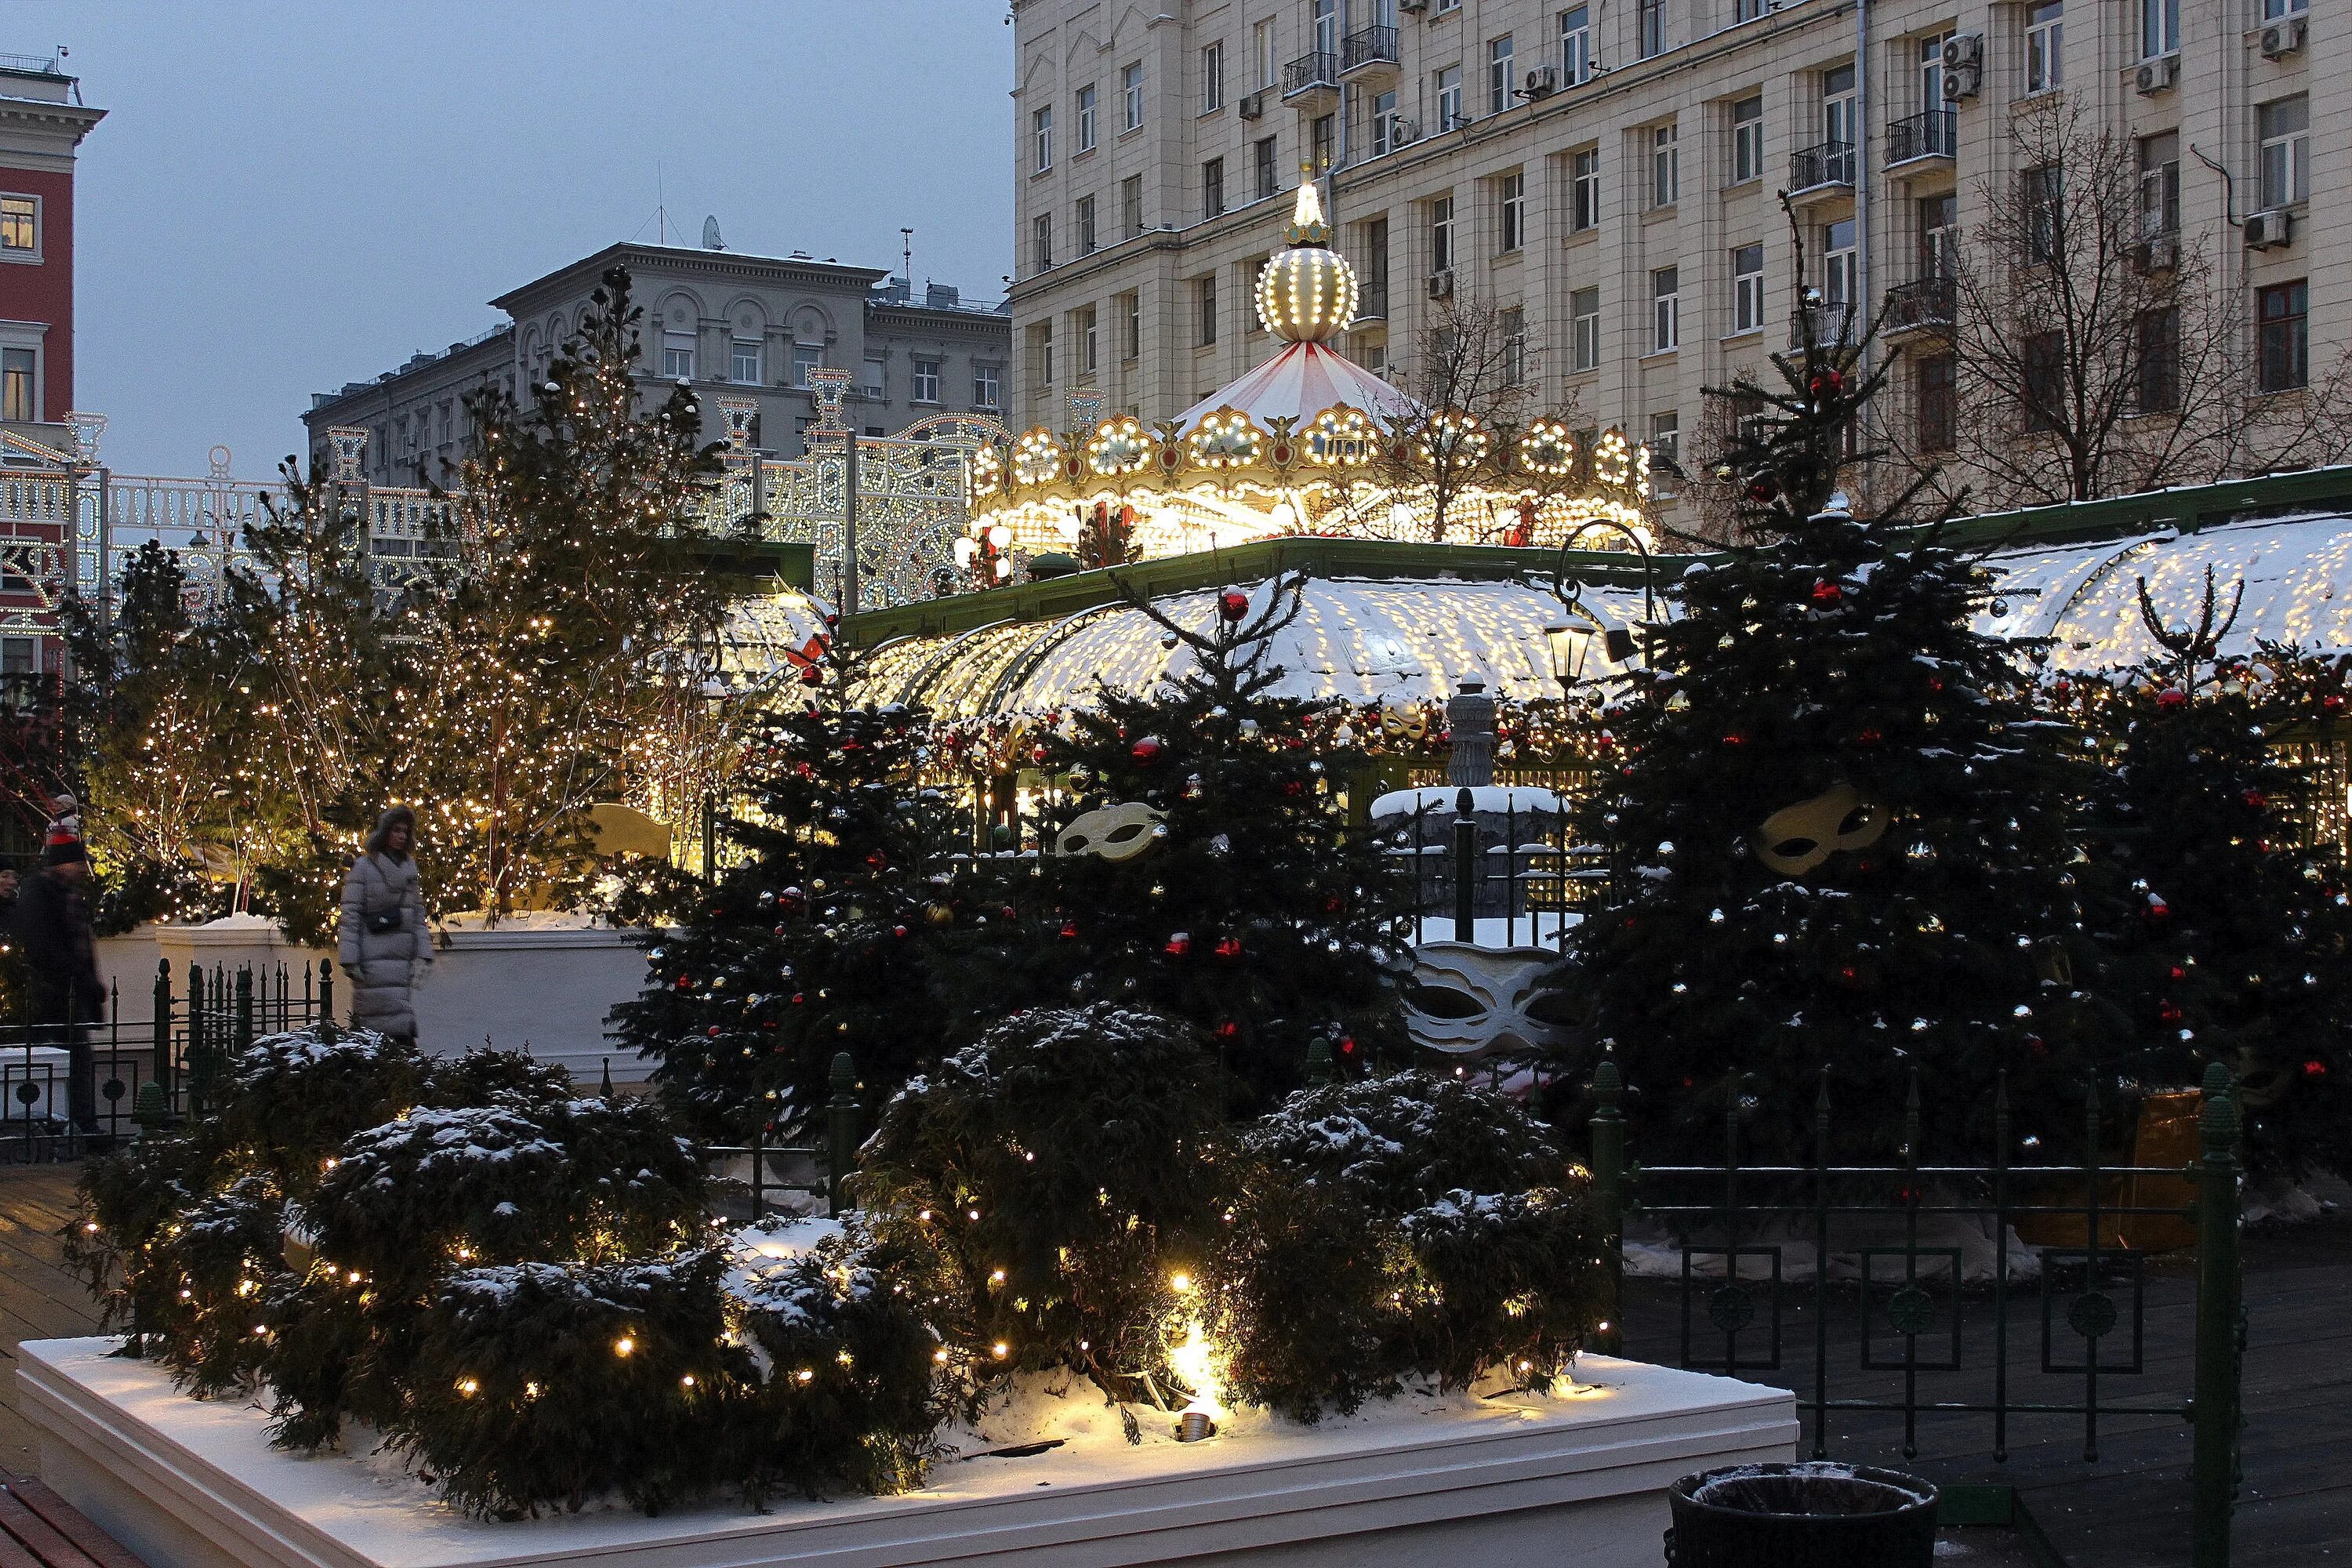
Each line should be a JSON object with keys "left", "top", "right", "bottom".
{"left": 901, "top": 227, "right": 915, "bottom": 285}
{"left": 702, "top": 215, "right": 724, "bottom": 252}
{"left": 656, "top": 162, "right": 666, "bottom": 245}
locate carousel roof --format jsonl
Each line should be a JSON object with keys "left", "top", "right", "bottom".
{"left": 1174, "top": 339, "right": 1418, "bottom": 438}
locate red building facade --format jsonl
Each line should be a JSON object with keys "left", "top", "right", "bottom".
{"left": 0, "top": 51, "right": 101, "bottom": 434}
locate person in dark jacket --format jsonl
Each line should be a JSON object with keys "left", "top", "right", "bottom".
{"left": 13, "top": 830, "right": 103, "bottom": 1136}
{"left": 339, "top": 807, "right": 430, "bottom": 1043}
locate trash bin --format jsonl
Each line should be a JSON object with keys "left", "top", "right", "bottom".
{"left": 1664, "top": 1461, "right": 1939, "bottom": 1567}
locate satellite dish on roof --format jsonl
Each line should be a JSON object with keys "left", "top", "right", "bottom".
{"left": 702, "top": 216, "right": 724, "bottom": 252}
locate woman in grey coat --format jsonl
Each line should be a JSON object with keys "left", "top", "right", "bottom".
{"left": 339, "top": 806, "right": 430, "bottom": 1042}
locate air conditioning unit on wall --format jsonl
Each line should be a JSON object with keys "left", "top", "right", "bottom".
{"left": 2245, "top": 209, "right": 2293, "bottom": 249}
{"left": 1239, "top": 92, "right": 1265, "bottom": 120}
{"left": 2259, "top": 18, "right": 2307, "bottom": 57}
{"left": 1427, "top": 270, "right": 1455, "bottom": 299}
{"left": 2135, "top": 56, "right": 2178, "bottom": 94}
{"left": 1523, "top": 66, "right": 1560, "bottom": 99}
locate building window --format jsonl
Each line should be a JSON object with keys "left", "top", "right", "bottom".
{"left": 1918, "top": 192, "right": 1959, "bottom": 277}
{"left": 1255, "top": 18, "right": 1277, "bottom": 87}
{"left": 1489, "top": 34, "right": 1515, "bottom": 115}
{"left": 975, "top": 362, "right": 1001, "bottom": 409}
{"left": 1501, "top": 306, "right": 1527, "bottom": 384}
{"left": 1121, "top": 61, "right": 1145, "bottom": 130}
{"left": 2022, "top": 331, "right": 2063, "bottom": 430}
{"left": 1648, "top": 412, "right": 1679, "bottom": 495}
{"left": 1732, "top": 243, "right": 1765, "bottom": 333}
{"left": 1430, "top": 194, "right": 1455, "bottom": 273}
{"left": 912, "top": 358, "right": 942, "bottom": 404}
{"left": 2134, "top": 308, "right": 2179, "bottom": 414}
{"left": 1917, "top": 34, "right": 1947, "bottom": 109}
{"left": 1078, "top": 194, "right": 1098, "bottom": 255}
{"left": 2259, "top": 97, "right": 2309, "bottom": 211}
{"left": 2140, "top": 0, "right": 2179, "bottom": 60}
{"left": 1121, "top": 175, "right": 1144, "bottom": 236}
{"left": 1570, "top": 147, "right": 1601, "bottom": 232}
{"left": 1372, "top": 90, "right": 1401, "bottom": 155}
{"left": 1822, "top": 217, "right": 1858, "bottom": 310}
{"left": 731, "top": 339, "right": 763, "bottom": 384}
{"left": 2024, "top": 1, "right": 2063, "bottom": 94}
{"left": 1363, "top": 217, "right": 1391, "bottom": 318}
{"left": 1652, "top": 267, "right": 1680, "bottom": 353}
{"left": 2023, "top": 165, "right": 2063, "bottom": 263}
{"left": 1651, "top": 122, "right": 1679, "bottom": 207}
{"left": 1033, "top": 106, "right": 1054, "bottom": 172}
{"left": 661, "top": 329, "right": 695, "bottom": 380}
{"left": 1916, "top": 354, "right": 1957, "bottom": 452}
{"left": 2139, "top": 132, "right": 2180, "bottom": 236}
{"left": 0, "top": 195, "right": 34, "bottom": 254}
{"left": 1034, "top": 212, "right": 1054, "bottom": 271}
{"left": 793, "top": 343, "right": 822, "bottom": 388}
{"left": 1436, "top": 65, "right": 1464, "bottom": 130}
{"left": 2264, "top": 0, "right": 2307, "bottom": 16}
{"left": 1203, "top": 157, "right": 1225, "bottom": 219}
{"left": 1197, "top": 275, "right": 1219, "bottom": 346}
{"left": 1312, "top": 114, "right": 1337, "bottom": 170}
{"left": 1202, "top": 42, "right": 1225, "bottom": 111}
{"left": 861, "top": 354, "right": 887, "bottom": 398}
{"left": 1731, "top": 96, "right": 1763, "bottom": 184}
{"left": 1821, "top": 64, "right": 1856, "bottom": 168}
{"left": 1076, "top": 85, "right": 1098, "bottom": 154}
{"left": 0, "top": 348, "right": 32, "bottom": 422}
{"left": 1570, "top": 286, "right": 1602, "bottom": 372}
{"left": 1079, "top": 307, "right": 1100, "bottom": 379}
{"left": 1029, "top": 323, "right": 1055, "bottom": 391}
{"left": 1559, "top": 5, "right": 1593, "bottom": 84}
{"left": 1499, "top": 171, "right": 1527, "bottom": 252}
{"left": 2258, "top": 281, "right": 2309, "bottom": 392}
{"left": 1256, "top": 136, "right": 1279, "bottom": 199}
{"left": 1735, "top": 0, "right": 1765, "bottom": 20}
{"left": 1123, "top": 291, "right": 1142, "bottom": 358}
{"left": 1639, "top": 0, "right": 1667, "bottom": 60}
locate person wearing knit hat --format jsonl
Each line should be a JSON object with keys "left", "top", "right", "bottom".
{"left": 12, "top": 823, "right": 103, "bottom": 1142}
{"left": 339, "top": 806, "right": 430, "bottom": 1043}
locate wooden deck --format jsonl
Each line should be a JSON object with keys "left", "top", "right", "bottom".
{"left": 0, "top": 1160, "right": 2343, "bottom": 1565}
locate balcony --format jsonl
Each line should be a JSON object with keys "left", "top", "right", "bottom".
{"left": 1788, "top": 140, "right": 1857, "bottom": 201}
{"left": 1341, "top": 25, "right": 1400, "bottom": 83}
{"left": 1883, "top": 277, "right": 1956, "bottom": 338}
{"left": 1886, "top": 109, "right": 1957, "bottom": 169}
{"left": 1283, "top": 50, "right": 1341, "bottom": 110}
{"left": 1788, "top": 299, "right": 1859, "bottom": 350}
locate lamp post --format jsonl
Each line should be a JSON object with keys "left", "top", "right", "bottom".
{"left": 1548, "top": 521, "right": 1662, "bottom": 686}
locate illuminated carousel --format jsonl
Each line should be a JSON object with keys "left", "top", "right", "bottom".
{"left": 959, "top": 180, "right": 1657, "bottom": 582}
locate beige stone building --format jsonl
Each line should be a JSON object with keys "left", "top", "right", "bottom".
{"left": 1008, "top": 0, "right": 2327, "bottom": 519}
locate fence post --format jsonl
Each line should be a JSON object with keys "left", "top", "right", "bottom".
{"left": 1306, "top": 1033, "right": 1335, "bottom": 1087}
{"left": 234, "top": 966, "right": 255, "bottom": 1056}
{"left": 826, "top": 1051, "right": 858, "bottom": 1217}
{"left": 183, "top": 961, "right": 205, "bottom": 1116}
{"left": 1452, "top": 787, "right": 1476, "bottom": 942}
{"left": 151, "top": 960, "right": 172, "bottom": 1109}
{"left": 2191, "top": 1062, "right": 2241, "bottom": 1568}
{"left": 1588, "top": 1056, "right": 1626, "bottom": 1356}
{"left": 318, "top": 958, "right": 335, "bottom": 1031}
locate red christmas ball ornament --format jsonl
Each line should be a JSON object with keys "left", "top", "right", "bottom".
{"left": 1030, "top": 745, "right": 1050, "bottom": 764}
{"left": 2052, "top": 681, "right": 2070, "bottom": 700}
{"left": 1283, "top": 779, "right": 1305, "bottom": 797}
{"left": 1059, "top": 920, "right": 1080, "bottom": 939}
{"left": 2169, "top": 965, "right": 2187, "bottom": 981}
{"left": 1746, "top": 475, "right": 1779, "bottom": 504}
{"left": 1810, "top": 579, "right": 1844, "bottom": 605}
{"left": 790, "top": 993, "right": 805, "bottom": 1005}
{"left": 1000, "top": 905, "right": 1016, "bottom": 920}
{"left": 892, "top": 924, "right": 908, "bottom": 938}
{"left": 1131, "top": 737, "right": 1162, "bottom": 764}
{"left": 2147, "top": 898, "right": 2172, "bottom": 920}
{"left": 1338, "top": 1036, "right": 1358, "bottom": 1056}
{"left": 1163, "top": 935, "right": 1192, "bottom": 956}
{"left": 1215, "top": 1021, "right": 1240, "bottom": 1040}
{"left": 2159, "top": 1001, "right": 2184, "bottom": 1024}
{"left": 706, "top": 1025, "right": 722, "bottom": 1038}
{"left": 1218, "top": 590, "right": 1250, "bottom": 622}
{"left": 1856, "top": 726, "right": 1885, "bottom": 746}
{"left": 2303, "top": 1058, "right": 2328, "bottom": 1078}
{"left": 2243, "top": 789, "right": 2270, "bottom": 810}
{"left": 2325, "top": 693, "right": 2346, "bottom": 713}
{"left": 1323, "top": 894, "right": 1345, "bottom": 913}
{"left": 797, "top": 665, "right": 824, "bottom": 687}
{"left": 2157, "top": 687, "right": 2189, "bottom": 709}
{"left": 1809, "top": 368, "right": 1846, "bottom": 398}
{"left": 1720, "top": 732, "right": 1748, "bottom": 748}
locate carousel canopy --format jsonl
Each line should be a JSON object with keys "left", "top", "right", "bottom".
{"left": 1172, "top": 339, "right": 1416, "bottom": 438}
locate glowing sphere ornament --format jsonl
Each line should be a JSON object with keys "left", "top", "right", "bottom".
{"left": 1254, "top": 180, "right": 1359, "bottom": 344}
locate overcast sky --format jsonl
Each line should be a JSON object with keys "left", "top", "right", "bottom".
{"left": 13, "top": 1, "right": 1014, "bottom": 478}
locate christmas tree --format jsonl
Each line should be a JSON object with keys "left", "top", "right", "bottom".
{"left": 972, "top": 575, "right": 1406, "bottom": 1111}
{"left": 2072, "top": 637, "right": 2352, "bottom": 1177}
{"left": 612, "top": 657, "right": 974, "bottom": 1141}
{"left": 1560, "top": 287, "right": 2111, "bottom": 1160}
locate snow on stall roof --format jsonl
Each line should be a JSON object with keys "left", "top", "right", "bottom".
{"left": 1371, "top": 785, "right": 1567, "bottom": 819}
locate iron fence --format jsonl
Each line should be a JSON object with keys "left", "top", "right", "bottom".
{"left": 698, "top": 1049, "right": 862, "bottom": 1221}
{"left": 0, "top": 958, "right": 334, "bottom": 1160}
{"left": 1588, "top": 1058, "right": 2245, "bottom": 1567}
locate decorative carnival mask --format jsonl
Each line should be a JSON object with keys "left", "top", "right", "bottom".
{"left": 1754, "top": 782, "right": 1888, "bottom": 877}
{"left": 1053, "top": 801, "right": 1167, "bottom": 864}
{"left": 1401, "top": 943, "right": 1572, "bottom": 1057}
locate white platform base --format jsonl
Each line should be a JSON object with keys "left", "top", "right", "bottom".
{"left": 20, "top": 1338, "right": 1793, "bottom": 1568}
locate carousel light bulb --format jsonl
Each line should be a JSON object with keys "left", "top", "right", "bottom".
{"left": 989, "top": 524, "right": 1011, "bottom": 550}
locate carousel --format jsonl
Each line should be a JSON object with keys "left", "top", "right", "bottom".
{"left": 958, "top": 180, "right": 1657, "bottom": 582}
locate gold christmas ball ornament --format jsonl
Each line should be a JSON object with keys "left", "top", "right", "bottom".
{"left": 924, "top": 902, "right": 956, "bottom": 928}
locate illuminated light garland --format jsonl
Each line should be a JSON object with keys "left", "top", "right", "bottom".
{"left": 1186, "top": 408, "right": 1266, "bottom": 471}
{"left": 1085, "top": 416, "right": 1156, "bottom": 478}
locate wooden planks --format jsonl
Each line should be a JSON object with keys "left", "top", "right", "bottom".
{"left": 0, "top": 1167, "right": 102, "bottom": 1480}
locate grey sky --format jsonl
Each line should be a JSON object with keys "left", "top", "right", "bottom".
{"left": 12, "top": 1, "right": 1013, "bottom": 479}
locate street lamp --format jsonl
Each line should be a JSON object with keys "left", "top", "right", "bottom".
{"left": 1548, "top": 519, "right": 1662, "bottom": 686}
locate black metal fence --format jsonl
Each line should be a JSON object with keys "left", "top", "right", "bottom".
{"left": 0, "top": 958, "right": 334, "bottom": 1160}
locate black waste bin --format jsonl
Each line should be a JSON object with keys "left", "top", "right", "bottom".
{"left": 1664, "top": 1461, "right": 1939, "bottom": 1567}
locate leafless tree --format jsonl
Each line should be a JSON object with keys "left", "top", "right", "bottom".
{"left": 1379, "top": 290, "right": 1544, "bottom": 543}
{"left": 1903, "top": 98, "right": 2352, "bottom": 508}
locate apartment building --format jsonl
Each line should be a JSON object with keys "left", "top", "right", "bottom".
{"left": 306, "top": 243, "right": 1011, "bottom": 488}
{"left": 1, "top": 49, "right": 103, "bottom": 444}
{"left": 1008, "top": 0, "right": 2328, "bottom": 515}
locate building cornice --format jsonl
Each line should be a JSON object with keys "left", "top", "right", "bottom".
{"left": 492, "top": 243, "right": 889, "bottom": 314}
